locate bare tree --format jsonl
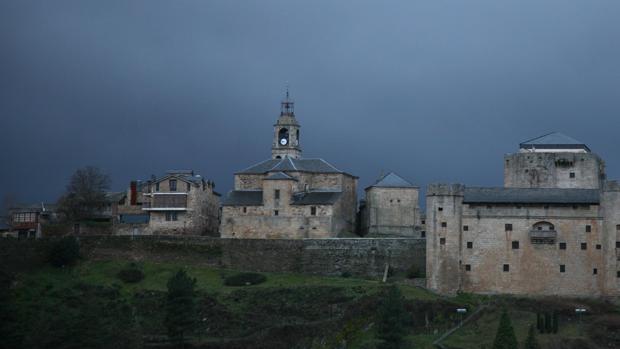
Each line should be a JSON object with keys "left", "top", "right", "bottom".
{"left": 57, "top": 166, "right": 111, "bottom": 221}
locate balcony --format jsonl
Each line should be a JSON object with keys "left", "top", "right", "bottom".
{"left": 529, "top": 230, "right": 557, "bottom": 244}
{"left": 142, "top": 193, "right": 188, "bottom": 211}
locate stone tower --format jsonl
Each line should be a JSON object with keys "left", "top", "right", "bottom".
{"left": 271, "top": 90, "right": 302, "bottom": 159}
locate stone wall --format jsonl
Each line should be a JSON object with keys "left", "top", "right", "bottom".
{"left": 1, "top": 236, "right": 426, "bottom": 279}
{"left": 504, "top": 152, "right": 605, "bottom": 189}
{"left": 363, "top": 186, "right": 421, "bottom": 237}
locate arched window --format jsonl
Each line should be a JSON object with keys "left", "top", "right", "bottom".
{"left": 275, "top": 156, "right": 282, "bottom": 159}
{"left": 530, "top": 221, "right": 556, "bottom": 244}
{"left": 532, "top": 221, "right": 555, "bottom": 231}
{"left": 278, "top": 128, "right": 289, "bottom": 144}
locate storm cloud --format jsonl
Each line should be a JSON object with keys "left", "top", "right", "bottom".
{"left": 1, "top": 0, "right": 619, "bottom": 205}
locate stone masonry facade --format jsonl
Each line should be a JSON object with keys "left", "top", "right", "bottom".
{"left": 426, "top": 133, "right": 620, "bottom": 297}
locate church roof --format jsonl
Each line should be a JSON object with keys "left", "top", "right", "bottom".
{"left": 519, "top": 132, "right": 590, "bottom": 152}
{"left": 237, "top": 158, "right": 355, "bottom": 176}
{"left": 291, "top": 191, "right": 342, "bottom": 205}
{"left": 265, "top": 172, "right": 297, "bottom": 181}
{"left": 367, "top": 172, "right": 417, "bottom": 189}
{"left": 222, "top": 190, "right": 263, "bottom": 206}
{"left": 463, "top": 187, "right": 600, "bottom": 205}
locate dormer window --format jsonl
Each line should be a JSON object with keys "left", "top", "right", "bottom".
{"left": 169, "top": 179, "right": 177, "bottom": 192}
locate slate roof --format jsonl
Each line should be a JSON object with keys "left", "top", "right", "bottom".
{"left": 222, "top": 191, "right": 263, "bottom": 206}
{"left": 463, "top": 187, "right": 600, "bottom": 205}
{"left": 265, "top": 172, "right": 297, "bottom": 181}
{"left": 367, "top": 172, "right": 417, "bottom": 189}
{"left": 119, "top": 214, "right": 150, "bottom": 224}
{"left": 105, "top": 191, "right": 126, "bottom": 203}
{"left": 519, "top": 132, "right": 590, "bottom": 152}
{"left": 292, "top": 191, "right": 342, "bottom": 205}
{"left": 236, "top": 158, "right": 354, "bottom": 176}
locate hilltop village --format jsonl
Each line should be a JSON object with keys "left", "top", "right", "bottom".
{"left": 3, "top": 94, "right": 620, "bottom": 298}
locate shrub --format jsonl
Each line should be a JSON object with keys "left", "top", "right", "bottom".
{"left": 406, "top": 265, "right": 424, "bottom": 279}
{"left": 48, "top": 236, "right": 80, "bottom": 267}
{"left": 223, "top": 272, "right": 267, "bottom": 286}
{"left": 117, "top": 263, "right": 144, "bottom": 283}
{"left": 341, "top": 271, "right": 352, "bottom": 278}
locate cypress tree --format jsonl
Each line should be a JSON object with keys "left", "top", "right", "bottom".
{"left": 552, "top": 311, "right": 559, "bottom": 334}
{"left": 165, "top": 269, "right": 197, "bottom": 348}
{"left": 524, "top": 324, "right": 541, "bottom": 349}
{"left": 544, "top": 313, "right": 552, "bottom": 334}
{"left": 492, "top": 309, "right": 518, "bottom": 349}
{"left": 376, "top": 285, "right": 408, "bottom": 349}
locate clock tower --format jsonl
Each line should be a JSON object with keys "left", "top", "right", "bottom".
{"left": 271, "top": 90, "right": 302, "bottom": 159}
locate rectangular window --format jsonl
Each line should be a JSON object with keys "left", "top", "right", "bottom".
{"left": 165, "top": 212, "right": 178, "bottom": 221}
{"left": 617, "top": 271, "right": 620, "bottom": 278}
{"left": 169, "top": 179, "right": 177, "bottom": 192}
{"left": 581, "top": 242, "right": 587, "bottom": 250}
{"left": 187, "top": 183, "right": 191, "bottom": 191}
{"left": 421, "top": 231, "right": 426, "bottom": 238}
{"left": 616, "top": 241, "right": 620, "bottom": 248}
{"left": 440, "top": 237, "right": 446, "bottom": 245}
{"left": 275, "top": 189, "right": 280, "bottom": 200}
{"left": 586, "top": 225, "right": 591, "bottom": 233}
{"left": 467, "top": 241, "right": 473, "bottom": 249}
{"left": 560, "top": 265, "right": 565, "bottom": 273}
{"left": 463, "top": 225, "right": 469, "bottom": 231}
{"left": 465, "top": 264, "right": 471, "bottom": 271}
{"left": 512, "top": 241, "right": 519, "bottom": 250}
{"left": 617, "top": 224, "right": 620, "bottom": 231}
{"left": 438, "top": 207, "right": 443, "bottom": 211}
{"left": 505, "top": 224, "right": 513, "bottom": 231}
{"left": 559, "top": 242, "right": 567, "bottom": 250}
{"left": 593, "top": 268, "right": 598, "bottom": 275}
{"left": 503, "top": 264, "right": 509, "bottom": 272}
{"left": 243, "top": 207, "right": 247, "bottom": 213}
{"left": 570, "top": 172, "right": 576, "bottom": 178}
{"left": 310, "top": 206, "right": 317, "bottom": 216}
{"left": 274, "top": 210, "right": 279, "bottom": 216}
{"left": 441, "top": 222, "right": 447, "bottom": 228}
{"left": 421, "top": 220, "right": 425, "bottom": 225}
{"left": 596, "top": 244, "right": 602, "bottom": 250}
{"left": 156, "top": 182, "right": 160, "bottom": 191}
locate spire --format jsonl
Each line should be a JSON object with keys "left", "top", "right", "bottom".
{"left": 280, "top": 83, "right": 294, "bottom": 116}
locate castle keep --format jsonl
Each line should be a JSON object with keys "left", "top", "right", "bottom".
{"left": 220, "top": 93, "right": 358, "bottom": 238}
{"left": 427, "top": 133, "right": 620, "bottom": 297}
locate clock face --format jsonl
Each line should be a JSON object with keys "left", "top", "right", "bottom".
{"left": 280, "top": 138, "right": 288, "bottom": 145}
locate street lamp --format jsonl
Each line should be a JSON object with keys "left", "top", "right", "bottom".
{"left": 456, "top": 308, "right": 467, "bottom": 327}
{"left": 575, "top": 308, "right": 586, "bottom": 335}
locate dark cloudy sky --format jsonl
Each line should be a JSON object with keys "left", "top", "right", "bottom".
{"left": 1, "top": 1, "right": 620, "bottom": 206}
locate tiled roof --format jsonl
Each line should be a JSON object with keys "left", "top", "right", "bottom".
{"left": 519, "top": 132, "right": 590, "bottom": 151}
{"left": 265, "top": 172, "right": 297, "bottom": 181}
{"left": 222, "top": 191, "right": 263, "bottom": 206}
{"left": 463, "top": 187, "right": 600, "bottom": 204}
{"left": 292, "top": 191, "right": 342, "bottom": 205}
{"left": 236, "top": 158, "right": 351, "bottom": 175}
{"left": 368, "top": 172, "right": 417, "bottom": 189}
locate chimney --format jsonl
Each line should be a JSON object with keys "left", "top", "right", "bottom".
{"left": 130, "top": 181, "right": 137, "bottom": 205}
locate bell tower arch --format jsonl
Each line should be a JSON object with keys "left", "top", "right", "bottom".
{"left": 272, "top": 88, "right": 301, "bottom": 159}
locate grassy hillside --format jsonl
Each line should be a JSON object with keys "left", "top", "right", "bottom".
{"left": 1, "top": 257, "right": 619, "bottom": 348}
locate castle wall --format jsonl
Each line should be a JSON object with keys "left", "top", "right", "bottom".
{"left": 504, "top": 152, "right": 605, "bottom": 189}
{"left": 460, "top": 204, "right": 607, "bottom": 296}
{"left": 426, "top": 184, "right": 464, "bottom": 295}
{"left": 364, "top": 186, "right": 420, "bottom": 237}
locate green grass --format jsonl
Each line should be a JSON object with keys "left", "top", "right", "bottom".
{"left": 442, "top": 308, "right": 595, "bottom": 349}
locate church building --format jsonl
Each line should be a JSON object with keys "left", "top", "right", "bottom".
{"left": 426, "top": 133, "right": 620, "bottom": 297}
{"left": 220, "top": 93, "right": 358, "bottom": 239}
